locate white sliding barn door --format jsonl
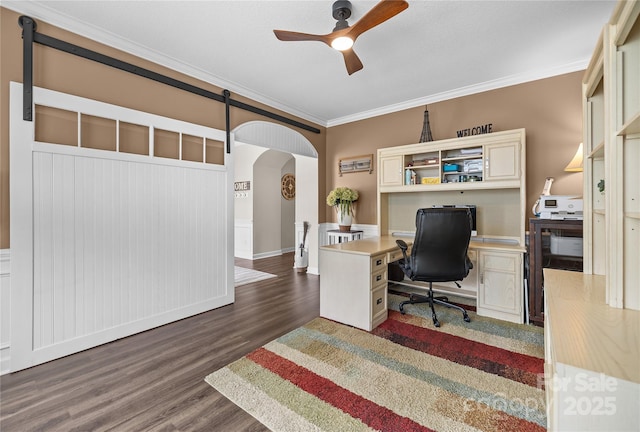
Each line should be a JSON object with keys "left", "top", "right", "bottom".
{"left": 9, "top": 82, "right": 234, "bottom": 371}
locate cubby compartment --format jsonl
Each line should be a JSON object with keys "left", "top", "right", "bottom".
{"left": 617, "top": 14, "right": 640, "bottom": 134}
{"left": 403, "top": 151, "right": 440, "bottom": 185}
{"left": 441, "top": 146, "right": 483, "bottom": 183}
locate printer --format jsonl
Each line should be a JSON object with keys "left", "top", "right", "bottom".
{"left": 538, "top": 195, "right": 583, "bottom": 220}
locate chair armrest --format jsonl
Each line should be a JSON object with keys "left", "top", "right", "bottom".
{"left": 396, "top": 239, "right": 409, "bottom": 261}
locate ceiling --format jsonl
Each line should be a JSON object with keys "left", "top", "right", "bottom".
{"left": 4, "top": 1, "right": 617, "bottom": 127}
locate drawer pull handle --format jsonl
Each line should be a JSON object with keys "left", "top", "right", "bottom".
{"left": 376, "top": 275, "right": 382, "bottom": 281}
{"left": 376, "top": 298, "right": 383, "bottom": 305}
{"left": 376, "top": 259, "right": 382, "bottom": 265}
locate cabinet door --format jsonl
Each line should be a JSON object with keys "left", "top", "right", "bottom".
{"left": 379, "top": 155, "right": 403, "bottom": 186}
{"left": 478, "top": 251, "right": 523, "bottom": 322}
{"left": 484, "top": 142, "right": 520, "bottom": 181}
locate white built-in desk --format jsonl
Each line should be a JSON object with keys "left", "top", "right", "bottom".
{"left": 320, "top": 235, "right": 526, "bottom": 331}
{"left": 543, "top": 269, "right": 640, "bottom": 431}
{"left": 371, "top": 129, "right": 528, "bottom": 327}
{"left": 320, "top": 236, "right": 408, "bottom": 331}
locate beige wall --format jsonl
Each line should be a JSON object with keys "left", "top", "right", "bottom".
{"left": 1, "top": 7, "right": 585, "bottom": 249}
{"left": 253, "top": 149, "right": 295, "bottom": 255}
{"left": 0, "top": 7, "right": 326, "bottom": 249}
{"left": 326, "top": 72, "right": 584, "bottom": 226}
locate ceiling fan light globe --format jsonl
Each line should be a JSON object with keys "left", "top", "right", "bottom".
{"left": 331, "top": 36, "right": 354, "bottom": 51}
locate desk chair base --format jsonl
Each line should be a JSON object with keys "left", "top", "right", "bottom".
{"left": 399, "top": 283, "right": 471, "bottom": 328}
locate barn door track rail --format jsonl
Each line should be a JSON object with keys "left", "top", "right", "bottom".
{"left": 18, "top": 15, "right": 320, "bottom": 153}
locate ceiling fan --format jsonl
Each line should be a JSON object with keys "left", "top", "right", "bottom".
{"left": 273, "top": 0, "right": 409, "bottom": 75}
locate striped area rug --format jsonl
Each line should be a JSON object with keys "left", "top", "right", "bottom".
{"left": 205, "top": 293, "right": 546, "bottom": 431}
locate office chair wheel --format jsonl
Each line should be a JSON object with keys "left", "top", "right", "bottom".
{"left": 433, "top": 317, "right": 440, "bottom": 327}
{"left": 463, "top": 312, "right": 470, "bottom": 323}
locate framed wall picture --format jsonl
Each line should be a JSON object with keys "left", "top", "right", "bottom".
{"left": 339, "top": 154, "right": 373, "bottom": 176}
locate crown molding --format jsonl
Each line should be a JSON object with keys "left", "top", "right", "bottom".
{"left": 3, "top": 1, "right": 589, "bottom": 130}
{"left": 1, "top": 1, "right": 326, "bottom": 128}
{"left": 326, "top": 59, "right": 589, "bottom": 127}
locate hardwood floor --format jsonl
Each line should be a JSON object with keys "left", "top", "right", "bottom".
{"left": 0, "top": 252, "right": 319, "bottom": 431}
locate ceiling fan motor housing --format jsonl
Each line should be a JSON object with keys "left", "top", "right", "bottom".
{"left": 332, "top": 1, "right": 352, "bottom": 21}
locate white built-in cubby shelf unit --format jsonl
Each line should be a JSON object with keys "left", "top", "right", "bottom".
{"left": 377, "top": 129, "right": 527, "bottom": 324}
{"left": 583, "top": 0, "right": 640, "bottom": 310}
{"left": 544, "top": 3, "right": 640, "bottom": 430}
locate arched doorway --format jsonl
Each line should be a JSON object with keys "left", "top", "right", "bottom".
{"left": 232, "top": 121, "right": 319, "bottom": 274}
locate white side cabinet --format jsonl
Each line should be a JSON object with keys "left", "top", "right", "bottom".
{"left": 477, "top": 249, "right": 523, "bottom": 323}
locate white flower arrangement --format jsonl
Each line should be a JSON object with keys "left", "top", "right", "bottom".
{"left": 326, "top": 187, "right": 359, "bottom": 216}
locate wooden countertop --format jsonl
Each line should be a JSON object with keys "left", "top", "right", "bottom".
{"left": 320, "top": 235, "right": 409, "bottom": 256}
{"left": 320, "top": 235, "right": 525, "bottom": 256}
{"left": 469, "top": 239, "right": 526, "bottom": 252}
{"left": 544, "top": 269, "right": 640, "bottom": 384}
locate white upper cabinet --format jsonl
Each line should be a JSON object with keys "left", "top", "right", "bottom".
{"left": 378, "top": 155, "right": 404, "bottom": 187}
{"left": 483, "top": 141, "right": 520, "bottom": 181}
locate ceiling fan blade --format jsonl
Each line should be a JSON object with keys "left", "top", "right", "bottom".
{"left": 274, "top": 1, "right": 406, "bottom": 75}
{"left": 273, "top": 29, "right": 330, "bottom": 45}
{"left": 347, "top": 0, "right": 409, "bottom": 41}
{"left": 341, "top": 49, "right": 364, "bottom": 75}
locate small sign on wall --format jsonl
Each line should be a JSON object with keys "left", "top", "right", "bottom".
{"left": 456, "top": 123, "right": 493, "bottom": 137}
{"left": 235, "top": 181, "right": 251, "bottom": 191}
{"left": 234, "top": 181, "right": 250, "bottom": 198}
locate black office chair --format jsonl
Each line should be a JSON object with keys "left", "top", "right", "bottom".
{"left": 395, "top": 207, "right": 473, "bottom": 327}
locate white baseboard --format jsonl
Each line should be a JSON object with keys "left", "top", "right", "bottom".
{"left": 1, "top": 249, "right": 11, "bottom": 375}
{"left": 252, "top": 250, "right": 285, "bottom": 260}
{"left": 250, "top": 246, "right": 297, "bottom": 260}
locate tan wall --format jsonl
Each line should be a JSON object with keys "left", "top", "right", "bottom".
{"left": 1, "top": 7, "right": 584, "bottom": 249}
{"left": 326, "top": 72, "right": 584, "bottom": 226}
{"left": 0, "top": 7, "right": 327, "bottom": 249}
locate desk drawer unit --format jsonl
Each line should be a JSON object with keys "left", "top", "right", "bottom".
{"left": 371, "top": 253, "right": 389, "bottom": 329}
{"left": 371, "top": 284, "right": 387, "bottom": 326}
{"left": 319, "top": 249, "right": 389, "bottom": 331}
{"left": 371, "top": 267, "right": 387, "bottom": 288}
{"left": 371, "top": 254, "right": 387, "bottom": 273}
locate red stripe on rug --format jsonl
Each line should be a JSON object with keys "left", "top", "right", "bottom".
{"left": 247, "top": 347, "right": 435, "bottom": 432}
{"left": 374, "top": 312, "right": 543, "bottom": 387}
